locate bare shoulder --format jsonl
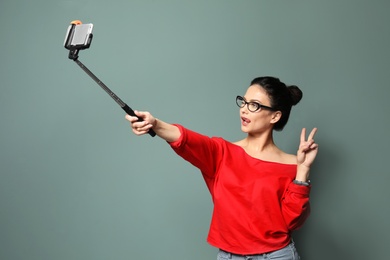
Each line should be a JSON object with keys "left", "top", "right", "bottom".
{"left": 280, "top": 152, "right": 297, "bottom": 165}
{"left": 233, "top": 139, "right": 245, "bottom": 146}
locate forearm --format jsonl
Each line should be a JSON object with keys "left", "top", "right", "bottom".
{"left": 125, "top": 111, "right": 181, "bottom": 142}
{"left": 152, "top": 118, "right": 181, "bottom": 143}
{"left": 295, "top": 165, "right": 310, "bottom": 182}
{"left": 282, "top": 183, "right": 311, "bottom": 230}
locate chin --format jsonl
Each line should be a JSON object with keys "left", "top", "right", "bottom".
{"left": 241, "top": 126, "right": 250, "bottom": 133}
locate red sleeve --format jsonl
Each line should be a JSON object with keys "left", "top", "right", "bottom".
{"left": 168, "top": 124, "right": 222, "bottom": 179}
{"left": 281, "top": 182, "right": 311, "bottom": 231}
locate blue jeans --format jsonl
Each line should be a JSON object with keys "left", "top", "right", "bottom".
{"left": 217, "top": 242, "right": 300, "bottom": 260}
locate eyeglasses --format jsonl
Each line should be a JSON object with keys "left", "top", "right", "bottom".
{"left": 236, "top": 95, "right": 274, "bottom": 112}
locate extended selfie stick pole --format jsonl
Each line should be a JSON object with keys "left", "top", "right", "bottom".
{"left": 74, "top": 58, "right": 156, "bottom": 137}
{"left": 70, "top": 54, "right": 156, "bottom": 137}
{"left": 65, "top": 22, "right": 156, "bottom": 137}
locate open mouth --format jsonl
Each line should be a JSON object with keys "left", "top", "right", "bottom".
{"left": 241, "top": 117, "right": 251, "bottom": 126}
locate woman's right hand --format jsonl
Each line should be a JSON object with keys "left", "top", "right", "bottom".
{"left": 125, "top": 111, "right": 181, "bottom": 142}
{"left": 125, "top": 110, "right": 156, "bottom": 136}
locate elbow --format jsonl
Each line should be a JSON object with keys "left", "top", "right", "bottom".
{"left": 286, "top": 204, "right": 311, "bottom": 231}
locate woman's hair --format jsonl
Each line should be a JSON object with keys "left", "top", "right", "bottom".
{"left": 250, "top": 76, "right": 303, "bottom": 131}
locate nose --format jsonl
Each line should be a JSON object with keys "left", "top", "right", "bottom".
{"left": 240, "top": 104, "right": 249, "bottom": 114}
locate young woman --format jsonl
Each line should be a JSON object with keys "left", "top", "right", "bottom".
{"left": 125, "top": 76, "right": 318, "bottom": 260}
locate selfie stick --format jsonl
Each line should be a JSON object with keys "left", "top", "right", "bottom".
{"left": 64, "top": 21, "right": 156, "bottom": 137}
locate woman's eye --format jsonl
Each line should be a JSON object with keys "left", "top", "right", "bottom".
{"left": 249, "top": 102, "right": 259, "bottom": 110}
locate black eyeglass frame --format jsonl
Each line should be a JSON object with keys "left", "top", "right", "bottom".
{"left": 236, "top": 95, "right": 275, "bottom": 112}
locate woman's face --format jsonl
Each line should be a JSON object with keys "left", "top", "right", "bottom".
{"left": 239, "top": 84, "right": 278, "bottom": 134}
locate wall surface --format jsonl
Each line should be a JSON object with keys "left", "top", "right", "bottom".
{"left": 1, "top": 0, "right": 389, "bottom": 259}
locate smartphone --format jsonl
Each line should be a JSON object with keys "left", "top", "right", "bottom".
{"left": 64, "top": 23, "right": 93, "bottom": 50}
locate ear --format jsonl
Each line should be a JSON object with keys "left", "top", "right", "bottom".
{"left": 270, "top": 111, "right": 282, "bottom": 124}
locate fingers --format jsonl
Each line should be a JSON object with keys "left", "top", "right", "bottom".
{"left": 308, "top": 127, "right": 318, "bottom": 140}
{"left": 131, "top": 121, "right": 153, "bottom": 135}
{"left": 299, "top": 127, "right": 319, "bottom": 152}
{"left": 310, "top": 142, "right": 319, "bottom": 150}
{"left": 301, "top": 127, "right": 318, "bottom": 142}
{"left": 300, "top": 128, "right": 306, "bottom": 143}
{"left": 125, "top": 111, "right": 154, "bottom": 136}
{"left": 125, "top": 114, "right": 138, "bottom": 123}
{"left": 301, "top": 140, "right": 318, "bottom": 153}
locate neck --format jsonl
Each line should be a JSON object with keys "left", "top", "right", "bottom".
{"left": 243, "top": 131, "right": 277, "bottom": 153}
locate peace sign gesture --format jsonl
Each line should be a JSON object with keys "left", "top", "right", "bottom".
{"left": 297, "top": 128, "right": 319, "bottom": 169}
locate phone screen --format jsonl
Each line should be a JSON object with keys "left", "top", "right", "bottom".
{"left": 64, "top": 23, "right": 93, "bottom": 49}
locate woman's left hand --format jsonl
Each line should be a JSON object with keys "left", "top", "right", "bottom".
{"left": 297, "top": 128, "right": 319, "bottom": 169}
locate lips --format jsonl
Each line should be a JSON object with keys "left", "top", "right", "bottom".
{"left": 241, "top": 116, "right": 251, "bottom": 126}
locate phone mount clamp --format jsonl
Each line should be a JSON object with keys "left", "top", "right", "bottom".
{"left": 64, "top": 21, "right": 156, "bottom": 137}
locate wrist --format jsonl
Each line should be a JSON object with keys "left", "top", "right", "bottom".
{"left": 152, "top": 118, "right": 158, "bottom": 128}
{"left": 296, "top": 165, "right": 310, "bottom": 182}
{"left": 295, "top": 175, "right": 309, "bottom": 182}
{"left": 297, "top": 163, "right": 311, "bottom": 172}
{"left": 293, "top": 179, "right": 311, "bottom": 186}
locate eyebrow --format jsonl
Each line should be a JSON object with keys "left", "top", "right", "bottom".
{"left": 243, "top": 96, "right": 266, "bottom": 104}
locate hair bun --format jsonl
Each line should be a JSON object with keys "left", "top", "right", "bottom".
{"left": 287, "top": 85, "right": 303, "bottom": 106}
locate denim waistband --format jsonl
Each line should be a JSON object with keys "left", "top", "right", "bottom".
{"left": 218, "top": 241, "right": 297, "bottom": 259}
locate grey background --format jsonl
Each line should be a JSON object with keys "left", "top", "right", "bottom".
{"left": 1, "top": 0, "right": 389, "bottom": 259}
